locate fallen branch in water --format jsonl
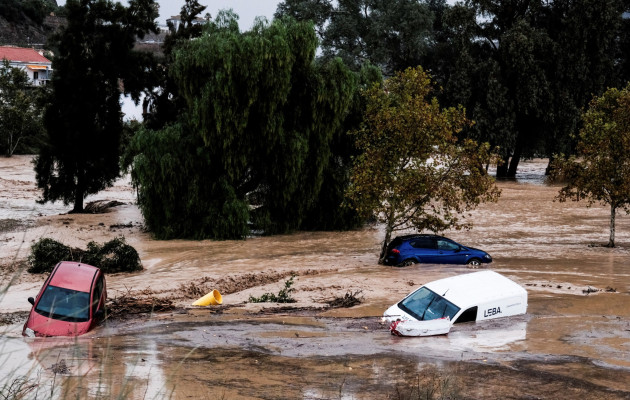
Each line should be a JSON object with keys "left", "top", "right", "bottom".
{"left": 106, "top": 287, "right": 175, "bottom": 319}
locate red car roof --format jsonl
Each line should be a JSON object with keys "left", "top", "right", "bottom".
{"left": 48, "top": 262, "right": 99, "bottom": 293}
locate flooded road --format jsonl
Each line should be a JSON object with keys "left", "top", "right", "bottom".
{"left": 1, "top": 156, "right": 630, "bottom": 399}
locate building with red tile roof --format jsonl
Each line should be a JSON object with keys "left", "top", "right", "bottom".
{"left": 0, "top": 46, "right": 52, "bottom": 86}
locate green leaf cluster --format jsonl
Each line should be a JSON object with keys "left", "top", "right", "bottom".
{"left": 249, "top": 275, "right": 296, "bottom": 303}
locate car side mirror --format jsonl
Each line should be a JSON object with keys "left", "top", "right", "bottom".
{"left": 28, "top": 297, "right": 34, "bottom": 305}
{"left": 455, "top": 247, "right": 462, "bottom": 253}
{"left": 95, "top": 309, "right": 105, "bottom": 319}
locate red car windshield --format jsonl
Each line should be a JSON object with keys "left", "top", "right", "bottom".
{"left": 35, "top": 285, "right": 91, "bottom": 322}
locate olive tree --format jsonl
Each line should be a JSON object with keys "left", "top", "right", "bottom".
{"left": 346, "top": 66, "right": 501, "bottom": 263}
{"left": 553, "top": 85, "right": 630, "bottom": 247}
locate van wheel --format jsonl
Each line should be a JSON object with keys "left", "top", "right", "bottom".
{"left": 467, "top": 258, "right": 481, "bottom": 267}
{"left": 398, "top": 259, "right": 417, "bottom": 267}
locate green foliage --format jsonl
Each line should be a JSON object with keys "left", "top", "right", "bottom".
{"left": 0, "top": 60, "right": 44, "bottom": 156}
{"left": 82, "top": 237, "right": 143, "bottom": 273}
{"left": 431, "top": 0, "right": 626, "bottom": 176}
{"left": 27, "top": 238, "right": 73, "bottom": 273}
{"left": 34, "top": 0, "right": 158, "bottom": 212}
{"left": 275, "top": 0, "right": 437, "bottom": 75}
{"left": 142, "top": 0, "right": 207, "bottom": 131}
{"left": 131, "top": 14, "right": 358, "bottom": 238}
{"left": 346, "top": 67, "right": 501, "bottom": 262}
{"left": 552, "top": 84, "right": 630, "bottom": 247}
{"left": 249, "top": 275, "right": 296, "bottom": 303}
{"left": 27, "top": 236, "right": 142, "bottom": 274}
{"left": 128, "top": 122, "right": 251, "bottom": 239}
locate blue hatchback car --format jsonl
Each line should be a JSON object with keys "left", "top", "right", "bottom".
{"left": 384, "top": 234, "right": 492, "bottom": 267}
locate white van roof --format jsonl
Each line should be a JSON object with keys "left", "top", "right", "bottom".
{"left": 424, "top": 270, "right": 526, "bottom": 310}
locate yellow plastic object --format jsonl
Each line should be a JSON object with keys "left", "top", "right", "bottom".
{"left": 192, "top": 289, "right": 223, "bottom": 306}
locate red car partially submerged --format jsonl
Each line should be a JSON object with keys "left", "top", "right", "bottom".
{"left": 23, "top": 261, "right": 107, "bottom": 337}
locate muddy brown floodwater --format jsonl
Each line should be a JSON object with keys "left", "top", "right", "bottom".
{"left": 1, "top": 155, "right": 630, "bottom": 399}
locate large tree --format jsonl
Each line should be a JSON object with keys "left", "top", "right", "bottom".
{"left": 141, "top": 0, "right": 207, "bottom": 130}
{"left": 435, "top": 0, "right": 627, "bottom": 177}
{"left": 0, "top": 60, "right": 43, "bottom": 156}
{"left": 346, "top": 67, "right": 500, "bottom": 263}
{"left": 553, "top": 85, "right": 630, "bottom": 248}
{"left": 275, "top": 0, "right": 439, "bottom": 75}
{"left": 129, "top": 14, "right": 358, "bottom": 239}
{"left": 34, "top": 0, "right": 158, "bottom": 212}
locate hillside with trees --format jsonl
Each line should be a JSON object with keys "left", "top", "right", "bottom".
{"left": 0, "top": 0, "right": 64, "bottom": 46}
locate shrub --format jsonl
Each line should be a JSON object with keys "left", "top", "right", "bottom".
{"left": 249, "top": 275, "right": 296, "bottom": 303}
{"left": 27, "top": 238, "right": 75, "bottom": 273}
{"left": 27, "top": 236, "right": 142, "bottom": 274}
{"left": 87, "top": 237, "right": 142, "bottom": 273}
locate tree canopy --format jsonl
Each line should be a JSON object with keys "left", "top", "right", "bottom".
{"left": 34, "top": 0, "right": 158, "bottom": 212}
{"left": 275, "top": 0, "right": 440, "bottom": 75}
{"left": 277, "top": 0, "right": 630, "bottom": 177}
{"left": 142, "top": 0, "right": 208, "bottom": 130}
{"left": 128, "top": 14, "right": 360, "bottom": 239}
{"left": 0, "top": 60, "right": 44, "bottom": 156}
{"left": 552, "top": 85, "right": 630, "bottom": 248}
{"left": 432, "top": 0, "right": 627, "bottom": 176}
{"left": 346, "top": 66, "right": 500, "bottom": 263}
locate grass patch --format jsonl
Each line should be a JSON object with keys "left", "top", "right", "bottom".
{"left": 249, "top": 275, "right": 296, "bottom": 303}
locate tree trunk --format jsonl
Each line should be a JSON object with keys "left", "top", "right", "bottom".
{"left": 507, "top": 146, "right": 521, "bottom": 177}
{"left": 607, "top": 205, "right": 616, "bottom": 247}
{"left": 378, "top": 227, "right": 393, "bottom": 265}
{"left": 73, "top": 172, "right": 85, "bottom": 213}
{"left": 496, "top": 154, "right": 510, "bottom": 177}
{"left": 545, "top": 155, "right": 555, "bottom": 176}
{"left": 73, "top": 189, "right": 84, "bottom": 213}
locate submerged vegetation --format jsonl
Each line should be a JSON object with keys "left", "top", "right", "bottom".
{"left": 27, "top": 236, "right": 142, "bottom": 274}
{"left": 249, "top": 275, "right": 297, "bottom": 303}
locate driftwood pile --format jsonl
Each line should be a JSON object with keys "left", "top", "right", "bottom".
{"left": 84, "top": 200, "right": 125, "bottom": 214}
{"left": 107, "top": 291, "right": 175, "bottom": 319}
{"left": 327, "top": 290, "right": 364, "bottom": 308}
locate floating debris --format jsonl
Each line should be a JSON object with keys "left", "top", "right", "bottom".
{"left": 583, "top": 286, "right": 598, "bottom": 295}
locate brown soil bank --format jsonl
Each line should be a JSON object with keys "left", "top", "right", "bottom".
{"left": 1, "top": 156, "right": 630, "bottom": 399}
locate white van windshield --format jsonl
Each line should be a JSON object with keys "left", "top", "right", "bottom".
{"left": 399, "top": 287, "right": 460, "bottom": 321}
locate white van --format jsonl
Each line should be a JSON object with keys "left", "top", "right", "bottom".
{"left": 383, "top": 270, "right": 528, "bottom": 336}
